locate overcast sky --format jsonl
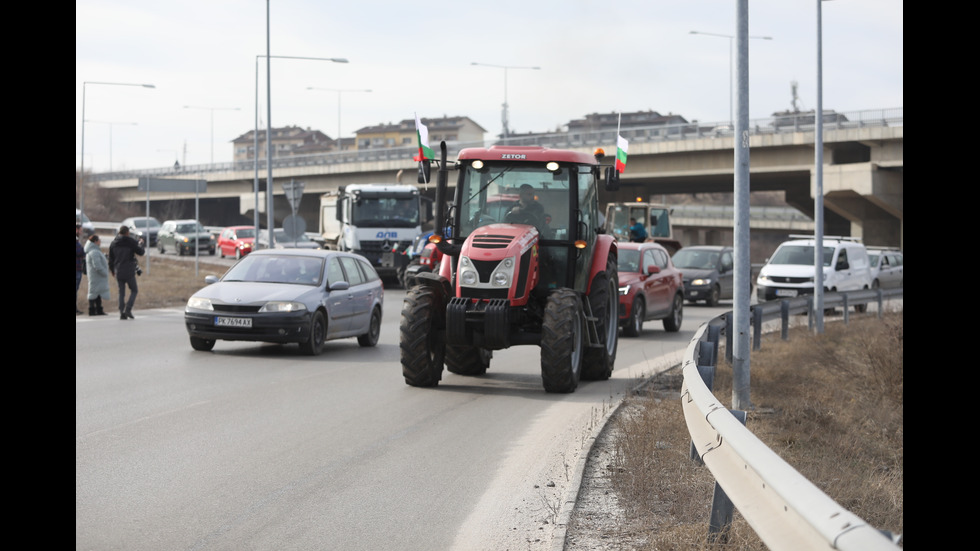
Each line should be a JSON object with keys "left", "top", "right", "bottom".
{"left": 76, "top": 0, "right": 902, "bottom": 173}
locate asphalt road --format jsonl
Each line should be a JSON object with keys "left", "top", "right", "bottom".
{"left": 76, "top": 289, "right": 727, "bottom": 550}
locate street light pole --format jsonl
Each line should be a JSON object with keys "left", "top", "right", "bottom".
{"left": 253, "top": 54, "right": 349, "bottom": 241}
{"left": 183, "top": 105, "right": 241, "bottom": 164}
{"left": 306, "top": 87, "right": 372, "bottom": 143}
{"left": 689, "top": 31, "right": 772, "bottom": 125}
{"left": 470, "top": 62, "right": 541, "bottom": 140}
{"left": 78, "top": 81, "right": 155, "bottom": 220}
{"left": 85, "top": 120, "right": 138, "bottom": 171}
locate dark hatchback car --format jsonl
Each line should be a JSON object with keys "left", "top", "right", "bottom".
{"left": 670, "top": 245, "right": 735, "bottom": 306}
{"left": 184, "top": 249, "right": 383, "bottom": 355}
{"left": 121, "top": 216, "right": 162, "bottom": 247}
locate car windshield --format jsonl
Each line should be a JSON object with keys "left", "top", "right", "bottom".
{"left": 769, "top": 244, "right": 834, "bottom": 267}
{"left": 177, "top": 222, "right": 203, "bottom": 233}
{"left": 236, "top": 228, "right": 256, "bottom": 239}
{"left": 133, "top": 218, "right": 160, "bottom": 229}
{"left": 221, "top": 254, "right": 324, "bottom": 286}
{"left": 617, "top": 250, "right": 642, "bottom": 273}
{"left": 672, "top": 249, "right": 719, "bottom": 270}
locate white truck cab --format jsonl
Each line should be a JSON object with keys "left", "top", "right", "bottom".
{"left": 756, "top": 235, "right": 872, "bottom": 303}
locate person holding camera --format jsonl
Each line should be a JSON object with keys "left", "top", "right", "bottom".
{"left": 108, "top": 224, "right": 145, "bottom": 320}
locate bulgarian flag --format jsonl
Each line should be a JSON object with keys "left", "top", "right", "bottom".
{"left": 414, "top": 113, "right": 434, "bottom": 161}
{"left": 615, "top": 135, "right": 628, "bottom": 173}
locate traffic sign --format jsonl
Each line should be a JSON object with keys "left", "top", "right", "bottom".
{"left": 282, "top": 214, "right": 306, "bottom": 241}
{"left": 282, "top": 180, "right": 305, "bottom": 212}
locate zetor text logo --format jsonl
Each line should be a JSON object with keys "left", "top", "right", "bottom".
{"left": 500, "top": 154, "right": 527, "bottom": 159}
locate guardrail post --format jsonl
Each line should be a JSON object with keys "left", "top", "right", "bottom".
{"left": 780, "top": 300, "right": 790, "bottom": 340}
{"left": 724, "top": 314, "right": 733, "bottom": 363}
{"left": 690, "top": 339, "right": 718, "bottom": 465}
{"left": 752, "top": 307, "right": 762, "bottom": 350}
{"left": 708, "top": 409, "right": 747, "bottom": 542}
{"left": 807, "top": 296, "right": 815, "bottom": 330}
{"left": 876, "top": 288, "right": 884, "bottom": 319}
{"left": 842, "top": 294, "right": 850, "bottom": 324}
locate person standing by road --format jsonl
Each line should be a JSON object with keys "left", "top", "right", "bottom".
{"left": 108, "top": 225, "right": 145, "bottom": 320}
{"left": 85, "top": 234, "right": 110, "bottom": 316}
{"left": 76, "top": 223, "right": 86, "bottom": 315}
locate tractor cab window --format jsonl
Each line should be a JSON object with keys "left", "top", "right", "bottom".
{"left": 458, "top": 164, "right": 570, "bottom": 240}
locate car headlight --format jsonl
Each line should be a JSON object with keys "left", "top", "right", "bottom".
{"left": 187, "top": 297, "right": 213, "bottom": 311}
{"left": 619, "top": 285, "right": 630, "bottom": 295}
{"left": 691, "top": 278, "right": 712, "bottom": 286}
{"left": 757, "top": 275, "right": 771, "bottom": 284}
{"left": 259, "top": 301, "right": 307, "bottom": 313}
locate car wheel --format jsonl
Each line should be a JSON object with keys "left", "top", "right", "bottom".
{"left": 219, "top": 247, "right": 225, "bottom": 258}
{"left": 189, "top": 336, "right": 215, "bottom": 352}
{"left": 357, "top": 307, "right": 382, "bottom": 347}
{"left": 872, "top": 279, "right": 880, "bottom": 289}
{"left": 706, "top": 285, "right": 720, "bottom": 307}
{"left": 159, "top": 243, "right": 166, "bottom": 254}
{"left": 623, "top": 297, "right": 644, "bottom": 337}
{"left": 235, "top": 248, "right": 242, "bottom": 260}
{"left": 178, "top": 246, "right": 185, "bottom": 256}
{"left": 662, "top": 293, "right": 683, "bottom": 332}
{"left": 300, "top": 310, "right": 327, "bottom": 355}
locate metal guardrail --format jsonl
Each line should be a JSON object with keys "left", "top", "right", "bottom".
{"left": 681, "top": 289, "right": 903, "bottom": 550}
{"left": 88, "top": 107, "right": 902, "bottom": 183}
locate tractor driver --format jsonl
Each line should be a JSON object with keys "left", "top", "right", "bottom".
{"left": 505, "top": 184, "right": 545, "bottom": 227}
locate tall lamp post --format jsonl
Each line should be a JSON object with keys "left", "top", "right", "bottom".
{"left": 84, "top": 120, "right": 138, "bottom": 172}
{"left": 78, "top": 81, "right": 155, "bottom": 220}
{"left": 689, "top": 31, "right": 772, "bottom": 125}
{"left": 305, "top": 87, "right": 372, "bottom": 144}
{"left": 253, "top": 54, "right": 348, "bottom": 241}
{"left": 183, "top": 105, "right": 241, "bottom": 165}
{"left": 470, "top": 62, "right": 540, "bottom": 140}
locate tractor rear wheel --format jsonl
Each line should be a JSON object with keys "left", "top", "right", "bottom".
{"left": 541, "top": 289, "right": 584, "bottom": 393}
{"left": 445, "top": 345, "right": 491, "bottom": 375}
{"left": 582, "top": 256, "right": 618, "bottom": 381}
{"left": 400, "top": 286, "right": 445, "bottom": 387}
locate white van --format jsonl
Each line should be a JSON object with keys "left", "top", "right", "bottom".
{"left": 756, "top": 235, "right": 872, "bottom": 303}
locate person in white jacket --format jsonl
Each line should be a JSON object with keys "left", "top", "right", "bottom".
{"left": 85, "top": 234, "right": 111, "bottom": 316}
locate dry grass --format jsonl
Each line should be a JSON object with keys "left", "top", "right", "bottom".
{"left": 77, "top": 253, "right": 228, "bottom": 312}
{"left": 592, "top": 311, "right": 904, "bottom": 549}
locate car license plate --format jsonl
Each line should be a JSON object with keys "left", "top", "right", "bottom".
{"left": 382, "top": 252, "right": 394, "bottom": 266}
{"left": 775, "top": 289, "right": 798, "bottom": 297}
{"left": 215, "top": 316, "right": 252, "bottom": 327}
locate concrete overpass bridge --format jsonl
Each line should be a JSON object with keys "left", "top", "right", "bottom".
{"left": 91, "top": 108, "right": 902, "bottom": 250}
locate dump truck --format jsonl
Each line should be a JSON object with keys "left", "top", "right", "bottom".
{"left": 400, "top": 142, "right": 621, "bottom": 393}
{"left": 320, "top": 183, "right": 432, "bottom": 285}
{"left": 604, "top": 201, "right": 682, "bottom": 254}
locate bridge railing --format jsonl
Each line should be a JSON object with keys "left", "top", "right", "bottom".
{"left": 682, "top": 289, "right": 903, "bottom": 550}
{"left": 89, "top": 107, "right": 902, "bottom": 183}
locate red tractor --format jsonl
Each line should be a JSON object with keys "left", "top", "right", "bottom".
{"left": 400, "top": 142, "right": 621, "bottom": 393}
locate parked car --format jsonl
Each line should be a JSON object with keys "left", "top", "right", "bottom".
{"left": 76, "top": 209, "right": 95, "bottom": 239}
{"left": 255, "top": 228, "right": 322, "bottom": 250}
{"left": 121, "top": 216, "right": 161, "bottom": 247}
{"left": 158, "top": 219, "right": 216, "bottom": 256}
{"left": 184, "top": 249, "right": 383, "bottom": 355}
{"left": 867, "top": 247, "right": 903, "bottom": 289}
{"left": 670, "top": 245, "right": 734, "bottom": 306}
{"left": 756, "top": 235, "right": 872, "bottom": 311}
{"left": 616, "top": 241, "right": 685, "bottom": 337}
{"left": 217, "top": 225, "right": 256, "bottom": 259}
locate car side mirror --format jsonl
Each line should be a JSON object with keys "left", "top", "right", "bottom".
{"left": 646, "top": 265, "right": 661, "bottom": 275}
{"left": 329, "top": 280, "right": 351, "bottom": 291}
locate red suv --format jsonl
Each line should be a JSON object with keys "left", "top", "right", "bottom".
{"left": 616, "top": 241, "right": 684, "bottom": 336}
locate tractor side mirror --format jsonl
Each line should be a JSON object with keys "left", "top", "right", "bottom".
{"left": 604, "top": 166, "right": 620, "bottom": 191}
